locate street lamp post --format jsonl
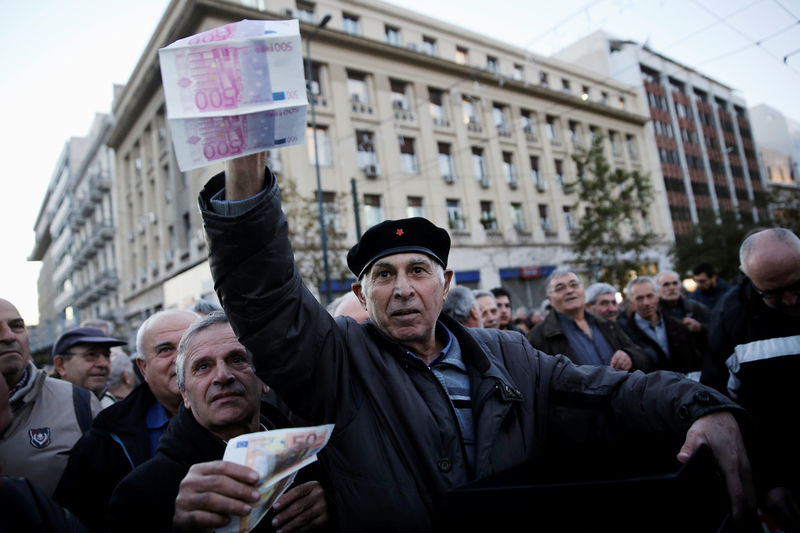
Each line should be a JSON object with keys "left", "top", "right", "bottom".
{"left": 306, "top": 14, "right": 333, "bottom": 304}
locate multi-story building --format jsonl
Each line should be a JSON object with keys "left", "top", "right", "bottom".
{"left": 749, "top": 103, "right": 800, "bottom": 228}
{"left": 29, "top": 113, "right": 121, "bottom": 353}
{"left": 105, "top": 0, "right": 670, "bottom": 335}
{"left": 555, "top": 30, "right": 768, "bottom": 237}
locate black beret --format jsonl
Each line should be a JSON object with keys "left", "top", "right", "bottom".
{"left": 347, "top": 217, "right": 451, "bottom": 279}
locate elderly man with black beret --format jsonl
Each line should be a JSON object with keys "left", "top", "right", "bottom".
{"left": 194, "top": 152, "right": 757, "bottom": 532}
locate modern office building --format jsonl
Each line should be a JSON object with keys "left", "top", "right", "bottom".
{"left": 99, "top": 0, "right": 671, "bottom": 335}
{"left": 749, "top": 103, "right": 800, "bottom": 228}
{"left": 29, "top": 113, "right": 122, "bottom": 353}
{"left": 555, "top": 30, "right": 769, "bottom": 237}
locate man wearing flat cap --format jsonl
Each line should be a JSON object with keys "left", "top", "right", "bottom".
{"left": 52, "top": 326, "right": 127, "bottom": 408}
{"left": 195, "top": 152, "right": 757, "bottom": 531}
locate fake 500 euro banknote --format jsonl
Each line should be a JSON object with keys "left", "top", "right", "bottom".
{"left": 216, "top": 424, "right": 334, "bottom": 533}
{"left": 158, "top": 19, "right": 307, "bottom": 171}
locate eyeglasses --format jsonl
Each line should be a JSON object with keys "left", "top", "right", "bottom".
{"left": 752, "top": 279, "right": 800, "bottom": 302}
{"left": 550, "top": 280, "right": 582, "bottom": 293}
{"left": 63, "top": 349, "right": 111, "bottom": 363}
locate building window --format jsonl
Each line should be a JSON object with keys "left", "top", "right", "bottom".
{"left": 480, "top": 201, "right": 497, "bottom": 230}
{"left": 589, "top": 125, "right": 598, "bottom": 142}
{"left": 407, "top": 196, "right": 425, "bottom": 218}
{"left": 561, "top": 78, "right": 571, "bottom": 94}
{"left": 472, "top": 147, "right": 488, "bottom": 185}
{"left": 428, "top": 88, "right": 446, "bottom": 121}
{"left": 563, "top": 206, "right": 575, "bottom": 231}
{"left": 546, "top": 115, "right": 558, "bottom": 141}
{"left": 455, "top": 46, "right": 468, "bottom": 65}
{"left": 510, "top": 203, "right": 526, "bottom": 231}
{"left": 462, "top": 96, "right": 479, "bottom": 125}
{"left": 356, "top": 130, "right": 377, "bottom": 169}
{"left": 624, "top": 134, "right": 638, "bottom": 160}
{"left": 512, "top": 63, "right": 524, "bottom": 81}
{"left": 347, "top": 71, "right": 369, "bottom": 104}
{"left": 390, "top": 80, "right": 410, "bottom": 111}
{"left": 539, "top": 204, "right": 552, "bottom": 232}
{"left": 342, "top": 13, "right": 360, "bottom": 34}
{"left": 618, "top": 96, "right": 625, "bottom": 109}
{"left": 363, "top": 194, "right": 383, "bottom": 228}
{"left": 555, "top": 159, "right": 565, "bottom": 189}
{"left": 609, "top": 130, "right": 620, "bottom": 156}
{"left": 322, "top": 191, "right": 339, "bottom": 231}
{"left": 539, "top": 71, "right": 549, "bottom": 87}
{"left": 568, "top": 121, "right": 580, "bottom": 144}
{"left": 493, "top": 103, "right": 510, "bottom": 132}
{"left": 306, "top": 124, "right": 332, "bottom": 166}
{"left": 447, "top": 199, "right": 465, "bottom": 230}
{"left": 502, "top": 152, "right": 517, "bottom": 187}
{"left": 399, "top": 136, "right": 418, "bottom": 174}
{"left": 304, "top": 61, "right": 323, "bottom": 96}
{"left": 296, "top": 1, "right": 315, "bottom": 22}
{"left": 421, "top": 36, "right": 437, "bottom": 55}
{"left": 520, "top": 110, "right": 535, "bottom": 135}
{"left": 530, "top": 156, "right": 544, "bottom": 190}
{"left": 438, "top": 142, "right": 455, "bottom": 181}
{"left": 385, "top": 25, "right": 401, "bottom": 46}
{"left": 581, "top": 85, "right": 590, "bottom": 101}
{"left": 486, "top": 55, "right": 498, "bottom": 73}
{"left": 600, "top": 91, "right": 609, "bottom": 105}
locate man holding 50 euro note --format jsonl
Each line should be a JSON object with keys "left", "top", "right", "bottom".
{"left": 161, "top": 18, "right": 757, "bottom": 533}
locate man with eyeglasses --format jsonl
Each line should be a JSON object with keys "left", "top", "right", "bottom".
{"left": 52, "top": 326, "right": 127, "bottom": 407}
{"left": 701, "top": 228, "right": 800, "bottom": 531}
{"left": 528, "top": 268, "right": 653, "bottom": 372}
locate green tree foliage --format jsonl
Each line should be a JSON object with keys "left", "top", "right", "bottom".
{"left": 279, "top": 176, "right": 352, "bottom": 301}
{"left": 669, "top": 209, "right": 752, "bottom": 282}
{"left": 568, "top": 134, "right": 659, "bottom": 288}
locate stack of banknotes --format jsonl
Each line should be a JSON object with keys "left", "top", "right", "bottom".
{"left": 217, "top": 423, "right": 334, "bottom": 533}
{"left": 159, "top": 19, "right": 308, "bottom": 171}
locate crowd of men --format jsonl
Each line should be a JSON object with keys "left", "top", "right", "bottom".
{"left": 1, "top": 150, "right": 798, "bottom": 532}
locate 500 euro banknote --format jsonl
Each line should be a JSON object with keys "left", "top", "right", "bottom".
{"left": 216, "top": 424, "right": 334, "bottom": 533}
{"left": 168, "top": 105, "right": 306, "bottom": 171}
{"left": 159, "top": 19, "right": 307, "bottom": 171}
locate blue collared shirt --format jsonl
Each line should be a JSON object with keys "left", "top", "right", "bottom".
{"left": 145, "top": 400, "right": 171, "bottom": 457}
{"left": 556, "top": 312, "right": 614, "bottom": 366}
{"left": 635, "top": 312, "right": 670, "bottom": 357}
{"left": 407, "top": 323, "right": 475, "bottom": 475}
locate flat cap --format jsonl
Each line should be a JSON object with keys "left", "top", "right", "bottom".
{"left": 52, "top": 327, "right": 126, "bottom": 358}
{"left": 347, "top": 217, "right": 451, "bottom": 279}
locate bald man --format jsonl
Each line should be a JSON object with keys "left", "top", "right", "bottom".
{"left": 701, "top": 228, "right": 800, "bottom": 531}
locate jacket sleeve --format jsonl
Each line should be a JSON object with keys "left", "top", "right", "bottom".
{"left": 199, "top": 171, "right": 343, "bottom": 424}
{"left": 606, "top": 321, "right": 656, "bottom": 373}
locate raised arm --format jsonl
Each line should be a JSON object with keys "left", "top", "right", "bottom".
{"left": 224, "top": 151, "right": 267, "bottom": 200}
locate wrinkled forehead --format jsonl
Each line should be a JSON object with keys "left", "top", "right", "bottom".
{"left": 0, "top": 299, "right": 23, "bottom": 323}
{"left": 549, "top": 273, "right": 580, "bottom": 290}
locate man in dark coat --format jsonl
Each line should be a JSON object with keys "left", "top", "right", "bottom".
{"left": 656, "top": 270, "right": 711, "bottom": 353}
{"left": 527, "top": 268, "right": 653, "bottom": 372}
{"left": 619, "top": 276, "right": 702, "bottom": 376}
{"left": 196, "top": 152, "right": 756, "bottom": 531}
{"left": 688, "top": 262, "right": 734, "bottom": 311}
{"left": 702, "top": 228, "right": 800, "bottom": 531}
{"left": 107, "top": 313, "right": 328, "bottom": 533}
{"left": 54, "top": 309, "right": 200, "bottom": 532}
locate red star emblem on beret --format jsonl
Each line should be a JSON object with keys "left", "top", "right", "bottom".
{"left": 396, "top": 228, "right": 404, "bottom": 236}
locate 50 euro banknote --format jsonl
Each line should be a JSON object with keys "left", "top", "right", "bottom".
{"left": 215, "top": 423, "right": 334, "bottom": 533}
{"left": 158, "top": 19, "right": 307, "bottom": 171}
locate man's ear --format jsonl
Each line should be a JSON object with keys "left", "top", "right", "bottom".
{"left": 135, "top": 357, "right": 148, "bottom": 383}
{"left": 182, "top": 392, "right": 191, "bottom": 410}
{"left": 53, "top": 355, "right": 66, "bottom": 376}
{"left": 352, "top": 283, "right": 366, "bottom": 307}
{"left": 442, "top": 269, "right": 454, "bottom": 299}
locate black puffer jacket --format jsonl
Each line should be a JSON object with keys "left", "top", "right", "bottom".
{"left": 54, "top": 383, "right": 158, "bottom": 532}
{"left": 199, "top": 170, "right": 742, "bottom": 533}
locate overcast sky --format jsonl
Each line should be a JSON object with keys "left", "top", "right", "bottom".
{"left": 1, "top": 0, "right": 798, "bottom": 324}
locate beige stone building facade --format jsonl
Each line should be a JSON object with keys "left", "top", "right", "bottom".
{"left": 107, "top": 0, "right": 671, "bottom": 333}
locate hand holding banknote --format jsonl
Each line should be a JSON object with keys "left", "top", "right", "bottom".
{"left": 173, "top": 461, "right": 328, "bottom": 532}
